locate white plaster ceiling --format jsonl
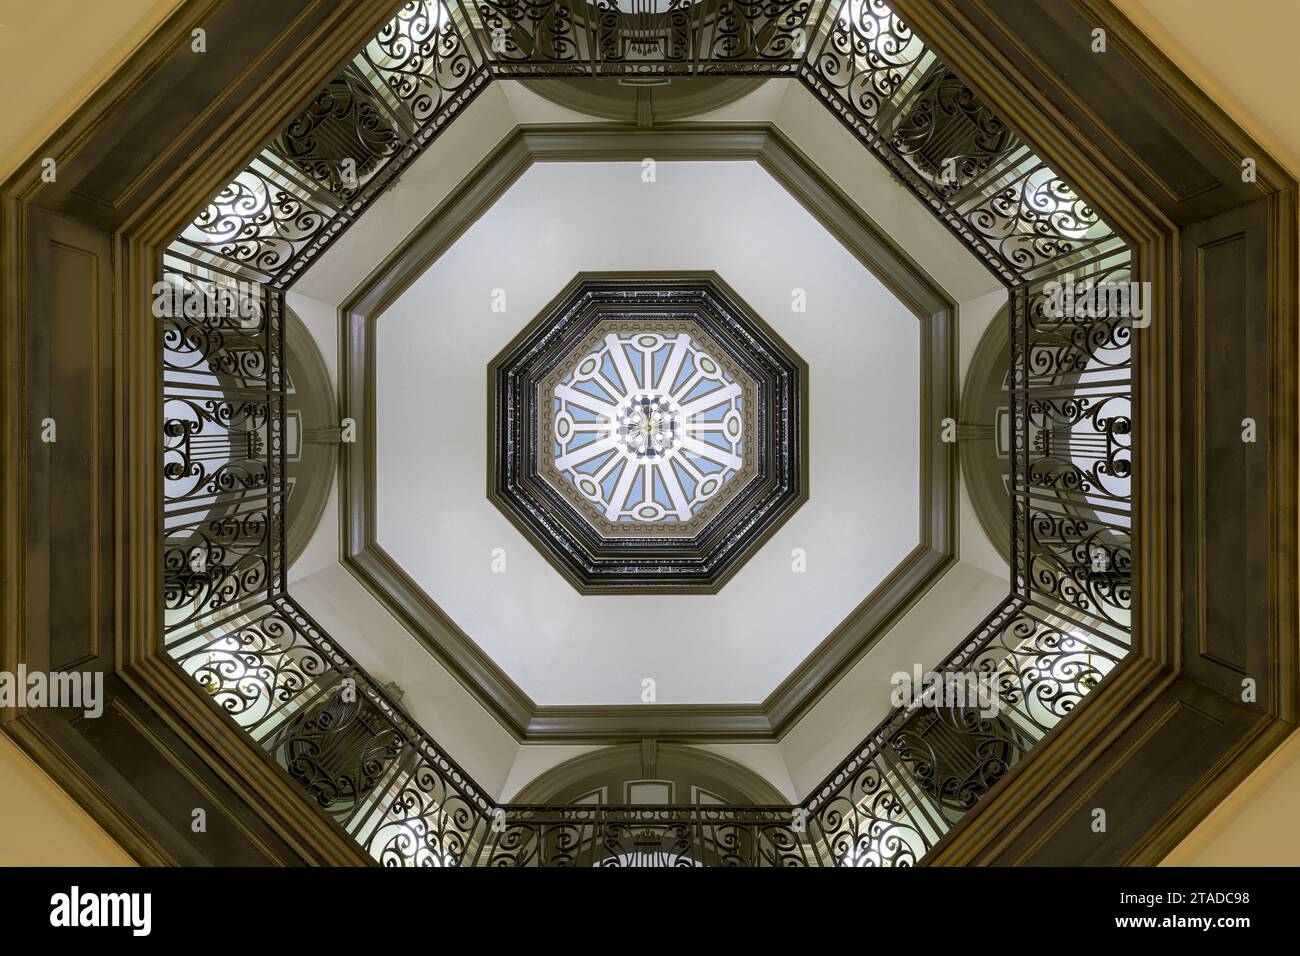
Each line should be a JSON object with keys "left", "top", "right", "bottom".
{"left": 375, "top": 160, "right": 920, "bottom": 705}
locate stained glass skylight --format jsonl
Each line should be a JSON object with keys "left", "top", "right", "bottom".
{"left": 489, "top": 273, "right": 805, "bottom": 592}
{"left": 550, "top": 326, "right": 752, "bottom": 532}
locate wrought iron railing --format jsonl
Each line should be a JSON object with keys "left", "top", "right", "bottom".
{"left": 160, "top": 0, "right": 1132, "bottom": 865}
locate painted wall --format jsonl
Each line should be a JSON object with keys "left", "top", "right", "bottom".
{"left": 0, "top": 0, "right": 186, "bottom": 182}
{"left": 1160, "top": 730, "right": 1300, "bottom": 866}
{"left": 778, "top": 559, "right": 1009, "bottom": 794}
{"left": 0, "top": 735, "right": 134, "bottom": 866}
{"left": 376, "top": 158, "right": 922, "bottom": 705}
{"left": 290, "top": 563, "right": 522, "bottom": 796}
{"left": 956, "top": 287, "right": 1011, "bottom": 581}
{"left": 285, "top": 290, "right": 343, "bottom": 585}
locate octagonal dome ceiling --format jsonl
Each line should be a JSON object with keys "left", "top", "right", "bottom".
{"left": 358, "top": 156, "right": 940, "bottom": 706}
{"left": 490, "top": 272, "right": 807, "bottom": 592}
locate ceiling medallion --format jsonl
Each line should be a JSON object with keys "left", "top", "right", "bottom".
{"left": 490, "top": 273, "right": 807, "bottom": 593}
{"left": 543, "top": 320, "right": 756, "bottom": 537}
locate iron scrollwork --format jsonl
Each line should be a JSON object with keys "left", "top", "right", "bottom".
{"left": 157, "top": 0, "right": 1134, "bottom": 865}
{"left": 270, "top": 72, "right": 404, "bottom": 198}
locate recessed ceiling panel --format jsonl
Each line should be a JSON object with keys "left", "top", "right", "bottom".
{"left": 371, "top": 158, "right": 928, "bottom": 706}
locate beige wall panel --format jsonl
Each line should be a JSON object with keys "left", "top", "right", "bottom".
{"left": 0, "top": 0, "right": 186, "bottom": 181}
{"left": 0, "top": 735, "right": 133, "bottom": 866}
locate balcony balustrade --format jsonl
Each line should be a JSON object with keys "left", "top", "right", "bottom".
{"left": 160, "top": 0, "right": 1132, "bottom": 865}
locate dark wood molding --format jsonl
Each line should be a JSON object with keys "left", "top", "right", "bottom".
{"left": 1, "top": 0, "right": 399, "bottom": 866}
{"left": 945, "top": 0, "right": 1291, "bottom": 223}
{"left": 338, "top": 124, "right": 957, "bottom": 741}
{"left": 891, "top": 0, "right": 1299, "bottom": 866}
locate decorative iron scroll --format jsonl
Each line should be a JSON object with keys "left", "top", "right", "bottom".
{"left": 270, "top": 71, "right": 404, "bottom": 198}
{"left": 889, "top": 707, "right": 1023, "bottom": 815}
{"left": 478, "top": 805, "right": 808, "bottom": 866}
{"left": 166, "top": 1, "right": 488, "bottom": 288}
{"left": 277, "top": 685, "right": 405, "bottom": 810}
{"left": 891, "top": 64, "right": 1018, "bottom": 199}
{"left": 471, "top": 0, "right": 816, "bottom": 77}
{"left": 167, "top": 595, "right": 496, "bottom": 862}
{"left": 160, "top": 0, "right": 1133, "bottom": 865}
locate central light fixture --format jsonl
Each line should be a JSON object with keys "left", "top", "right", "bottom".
{"left": 617, "top": 393, "right": 679, "bottom": 458}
